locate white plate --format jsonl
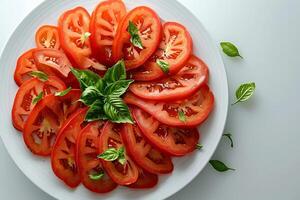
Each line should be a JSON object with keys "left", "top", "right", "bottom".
{"left": 0, "top": 0, "right": 228, "bottom": 199}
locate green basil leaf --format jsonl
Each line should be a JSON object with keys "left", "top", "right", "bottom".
{"left": 156, "top": 59, "right": 169, "bottom": 73}
{"left": 30, "top": 71, "right": 48, "bottom": 82}
{"left": 128, "top": 21, "right": 143, "bottom": 49}
{"left": 232, "top": 82, "right": 256, "bottom": 105}
{"left": 105, "top": 80, "right": 134, "bottom": 97}
{"left": 85, "top": 100, "right": 107, "bottom": 122}
{"left": 223, "top": 133, "right": 234, "bottom": 148}
{"left": 220, "top": 42, "right": 243, "bottom": 58}
{"left": 117, "top": 146, "right": 126, "bottom": 165}
{"left": 70, "top": 68, "right": 101, "bottom": 90}
{"left": 97, "top": 148, "right": 119, "bottom": 161}
{"left": 32, "top": 92, "right": 43, "bottom": 105}
{"left": 80, "top": 86, "right": 103, "bottom": 106}
{"left": 89, "top": 171, "right": 104, "bottom": 181}
{"left": 103, "top": 60, "right": 126, "bottom": 84}
{"left": 178, "top": 110, "right": 186, "bottom": 122}
{"left": 55, "top": 87, "right": 72, "bottom": 97}
{"left": 196, "top": 144, "right": 203, "bottom": 150}
{"left": 209, "top": 160, "right": 235, "bottom": 172}
{"left": 104, "top": 96, "right": 133, "bottom": 124}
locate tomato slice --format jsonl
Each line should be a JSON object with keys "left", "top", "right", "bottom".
{"left": 51, "top": 108, "right": 87, "bottom": 188}
{"left": 14, "top": 49, "right": 38, "bottom": 86}
{"left": 35, "top": 25, "right": 60, "bottom": 49}
{"left": 131, "top": 22, "right": 192, "bottom": 80}
{"left": 12, "top": 77, "right": 66, "bottom": 131}
{"left": 90, "top": 0, "right": 126, "bottom": 66}
{"left": 124, "top": 84, "right": 214, "bottom": 127}
{"left": 23, "top": 90, "right": 82, "bottom": 156}
{"left": 76, "top": 121, "right": 117, "bottom": 193}
{"left": 99, "top": 122, "right": 139, "bottom": 185}
{"left": 121, "top": 123, "right": 173, "bottom": 174}
{"left": 128, "top": 168, "right": 158, "bottom": 189}
{"left": 112, "top": 6, "right": 162, "bottom": 70}
{"left": 130, "top": 55, "right": 208, "bottom": 101}
{"left": 133, "top": 108, "right": 200, "bottom": 156}
{"left": 58, "top": 7, "right": 106, "bottom": 71}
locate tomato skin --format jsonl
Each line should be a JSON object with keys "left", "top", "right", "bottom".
{"left": 130, "top": 55, "right": 209, "bottom": 101}
{"left": 35, "top": 25, "right": 60, "bottom": 49}
{"left": 99, "top": 122, "right": 139, "bottom": 185}
{"left": 112, "top": 6, "right": 162, "bottom": 70}
{"left": 128, "top": 168, "right": 158, "bottom": 189}
{"left": 124, "top": 85, "right": 214, "bottom": 127}
{"left": 23, "top": 90, "right": 82, "bottom": 156}
{"left": 121, "top": 123, "right": 173, "bottom": 174}
{"left": 14, "top": 49, "right": 38, "bottom": 86}
{"left": 12, "top": 76, "right": 66, "bottom": 131}
{"left": 90, "top": 0, "right": 126, "bottom": 66}
{"left": 51, "top": 108, "right": 87, "bottom": 188}
{"left": 133, "top": 108, "right": 200, "bottom": 156}
{"left": 76, "top": 121, "right": 117, "bottom": 193}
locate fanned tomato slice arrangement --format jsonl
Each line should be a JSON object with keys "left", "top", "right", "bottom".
{"left": 11, "top": 0, "right": 215, "bottom": 194}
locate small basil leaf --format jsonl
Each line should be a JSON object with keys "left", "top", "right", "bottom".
{"left": 117, "top": 146, "right": 126, "bottom": 165}
{"left": 89, "top": 171, "right": 104, "bottom": 181}
{"left": 95, "top": 79, "right": 104, "bottom": 93}
{"left": 196, "top": 144, "right": 203, "bottom": 150}
{"left": 32, "top": 92, "right": 43, "bottom": 105}
{"left": 105, "top": 80, "right": 134, "bottom": 97}
{"left": 223, "top": 133, "right": 234, "bottom": 148}
{"left": 209, "top": 160, "right": 235, "bottom": 172}
{"left": 220, "top": 42, "right": 243, "bottom": 58}
{"left": 85, "top": 100, "right": 107, "bottom": 122}
{"left": 156, "top": 59, "right": 169, "bottom": 73}
{"left": 97, "top": 148, "right": 119, "bottom": 161}
{"left": 178, "top": 110, "right": 186, "bottom": 122}
{"left": 103, "top": 60, "right": 126, "bottom": 84}
{"left": 55, "top": 87, "right": 72, "bottom": 97}
{"left": 232, "top": 82, "right": 256, "bottom": 105}
{"left": 104, "top": 96, "right": 133, "bottom": 124}
{"left": 30, "top": 71, "right": 48, "bottom": 82}
{"left": 70, "top": 68, "right": 101, "bottom": 90}
{"left": 80, "top": 86, "right": 102, "bottom": 106}
{"left": 128, "top": 21, "right": 143, "bottom": 49}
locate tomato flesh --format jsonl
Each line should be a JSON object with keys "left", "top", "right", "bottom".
{"left": 12, "top": 77, "right": 66, "bottom": 131}
{"left": 128, "top": 168, "right": 158, "bottom": 189}
{"left": 76, "top": 121, "right": 117, "bottom": 193}
{"left": 35, "top": 25, "right": 60, "bottom": 49}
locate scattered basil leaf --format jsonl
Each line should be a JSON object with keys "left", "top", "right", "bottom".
{"left": 103, "top": 60, "right": 126, "bottom": 84}
{"left": 223, "top": 133, "right": 234, "bottom": 148}
{"left": 80, "top": 86, "right": 103, "bottom": 106}
{"left": 128, "top": 21, "right": 143, "bottom": 49}
{"left": 196, "top": 144, "right": 203, "bottom": 150}
{"left": 220, "top": 42, "right": 243, "bottom": 58}
{"left": 117, "top": 146, "right": 126, "bottom": 165}
{"left": 178, "top": 110, "right": 186, "bottom": 122}
{"left": 232, "top": 82, "right": 256, "bottom": 105}
{"left": 104, "top": 96, "right": 133, "bottom": 124}
{"left": 89, "top": 172, "right": 104, "bottom": 181}
{"left": 105, "top": 80, "right": 134, "bottom": 97}
{"left": 98, "top": 148, "right": 119, "bottom": 161}
{"left": 32, "top": 92, "right": 43, "bottom": 105}
{"left": 209, "top": 160, "right": 235, "bottom": 172}
{"left": 156, "top": 59, "right": 169, "bottom": 73}
{"left": 85, "top": 100, "right": 107, "bottom": 122}
{"left": 55, "top": 87, "right": 72, "bottom": 97}
{"left": 30, "top": 71, "right": 48, "bottom": 82}
{"left": 70, "top": 68, "right": 101, "bottom": 90}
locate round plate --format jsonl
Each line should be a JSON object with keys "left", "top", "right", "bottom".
{"left": 0, "top": 0, "right": 228, "bottom": 199}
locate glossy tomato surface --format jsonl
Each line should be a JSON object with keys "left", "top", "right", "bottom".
{"left": 128, "top": 168, "right": 158, "bottom": 189}
{"left": 35, "top": 25, "right": 60, "bottom": 49}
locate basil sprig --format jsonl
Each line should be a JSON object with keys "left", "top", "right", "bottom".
{"left": 71, "top": 60, "right": 134, "bottom": 123}
{"left": 128, "top": 21, "right": 143, "bottom": 49}
{"left": 98, "top": 146, "right": 126, "bottom": 165}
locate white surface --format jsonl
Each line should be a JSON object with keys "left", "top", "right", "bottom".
{"left": 0, "top": 0, "right": 299, "bottom": 200}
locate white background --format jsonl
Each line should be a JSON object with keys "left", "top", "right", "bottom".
{"left": 1, "top": 0, "right": 300, "bottom": 199}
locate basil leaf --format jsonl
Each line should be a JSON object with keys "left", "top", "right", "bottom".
{"left": 104, "top": 96, "right": 133, "bottom": 124}
{"left": 85, "top": 100, "right": 107, "bottom": 122}
{"left": 30, "top": 71, "right": 48, "bottom": 82}
{"left": 156, "top": 59, "right": 169, "bottom": 73}
{"left": 223, "top": 133, "right": 234, "bottom": 148}
{"left": 103, "top": 60, "right": 126, "bottom": 84}
{"left": 178, "top": 110, "right": 186, "bottom": 122}
{"left": 105, "top": 80, "right": 134, "bottom": 97}
{"left": 128, "top": 21, "right": 143, "bottom": 49}
{"left": 89, "top": 171, "right": 104, "bottom": 181}
{"left": 117, "top": 146, "right": 126, "bottom": 165}
{"left": 70, "top": 68, "right": 101, "bottom": 90}
{"left": 80, "top": 86, "right": 103, "bottom": 106}
{"left": 196, "top": 144, "right": 203, "bottom": 150}
{"left": 55, "top": 87, "right": 72, "bottom": 97}
{"left": 209, "top": 160, "right": 235, "bottom": 172}
{"left": 32, "top": 92, "right": 43, "bottom": 105}
{"left": 220, "top": 42, "right": 243, "bottom": 58}
{"left": 232, "top": 82, "right": 256, "bottom": 105}
{"left": 97, "top": 148, "right": 119, "bottom": 161}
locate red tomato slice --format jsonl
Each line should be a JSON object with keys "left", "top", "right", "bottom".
{"left": 131, "top": 22, "right": 192, "bottom": 80}
{"left": 23, "top": 90, "right": 82, "bottom": 156}
{"left": 130, "top": 55, "right": 208, "bottom": 101}
{"left": 14, "top": 49, "right": 38, "bottom": 86}
{"left": 124, "top": 84, "right": 214, "bottom": 127}
{"left": 12, "top": 77, "right": 66, "bottom": 131}
{"left": 76, "top": 121, "right": 117, "bottom": 193}
{"left": 121, "top": 123, "right": 173, "bottom": 174}
{"left": 90, "top": 0, "right": 126, "bottom": 66}
{"left": 112, "top": 6, "right": 162, "bottom": 70}
{"left": 128, "top": 168, "right": 158, "bottom": 189}
{"left": 99, "top": 122, "right": 139, "bottom": 185}
{"left": 133, "top": 108, "right": 200, "bottom": 156}
{"left": 58, "top": 7, "right": 106, "bottom": 71}
{"left": 35, "top": 25, "right": 60, "bottom": 49}
{"left": 51, "top": 108, "right": 87, "bottom": 188}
